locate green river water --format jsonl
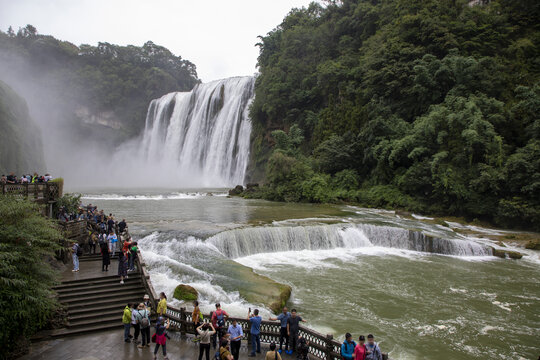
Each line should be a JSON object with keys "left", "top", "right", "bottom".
{"left": 76, "top": 187, "right": 540, "bottom": 359}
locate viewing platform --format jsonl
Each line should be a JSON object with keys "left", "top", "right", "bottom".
{"left": 1, "top": 182, "right": 62, "bottom": 217}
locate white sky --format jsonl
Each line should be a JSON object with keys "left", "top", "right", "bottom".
{"left": 0, "top": 0, "right": 314, "bottom": 82}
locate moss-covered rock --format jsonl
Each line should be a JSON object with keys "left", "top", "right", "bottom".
{"left": 491, "top": 247, "right": 523, "bottom": 259}
{"left": 173, "top": 284, "right": 198, "bottom": 301}
{"left": 525, "top": 240, "right": 540, "bottom": 250}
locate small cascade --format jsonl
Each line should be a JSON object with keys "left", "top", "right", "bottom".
{"left": 208, "top": 223, "right": 492, "bottom": 258}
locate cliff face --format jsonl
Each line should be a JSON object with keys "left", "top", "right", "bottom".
{"left": 0, "top": 79, "right": 45, "bottom": 175}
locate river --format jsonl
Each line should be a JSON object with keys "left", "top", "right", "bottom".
{"left": 76, "top": 187, "right": 540, "bottom": 360}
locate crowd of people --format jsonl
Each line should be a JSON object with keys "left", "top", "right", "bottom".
{"left": 0, "top": 171, "right": 53, "bottom": 184}
{"left": 69, "top": 205, "right": 384, "bottom": 360}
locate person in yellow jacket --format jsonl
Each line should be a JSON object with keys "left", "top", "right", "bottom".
{"left": 157, "top": 292, "right": 167, "bottom": 316}
{"left": 123, "top": 303, "right": 133, "bottom": 343}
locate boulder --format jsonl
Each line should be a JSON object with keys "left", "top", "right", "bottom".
{"left": 173, "top": 284, "right": 198, "bottom": 301}
{"left": 525, "top": 240, "right": 540, "bottom": 250}
{"left": 491, "top": 247, "right": 523, "bottom": 259}
{"left": 228, "top": 185, "right": 244, "bottom": 196}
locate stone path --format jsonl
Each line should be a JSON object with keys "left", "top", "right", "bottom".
{"left": 22, "top": 328, "right": 297, "bottom": 360}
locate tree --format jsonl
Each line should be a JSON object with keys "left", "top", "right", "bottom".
{"left": 0, "top": 197, "right": 62, "bottom": 358}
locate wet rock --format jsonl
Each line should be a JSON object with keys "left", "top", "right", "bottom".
{"left": 525, "top": 240, "right": 540, "bottom": 250}
{"left": 491, "top": 247, "right": 523, "bottom": 259}
{"left": 228, "top": 185, "right": 244, "bottom": 196}
{"left": 173, "top": 284, "right": 198, "bottom": 301}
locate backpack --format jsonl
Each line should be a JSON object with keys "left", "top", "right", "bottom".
{"left": 216, "top": 311, "right": 225, "bottom": 327}
{"left": 139, "top": 310, "right": 150, "bottom": 328}
{"left": 76, "top": 244, "right": 83, "bottom": 257}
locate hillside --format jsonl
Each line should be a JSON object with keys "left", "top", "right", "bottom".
{"left": 248, "top": 0, "right": 540, "bottom": 230}
{"left": 0, "top": 25, "right": 199, "bottom": 142}
{"left": 0, "top": 79, "right": 45, "bottom": 174}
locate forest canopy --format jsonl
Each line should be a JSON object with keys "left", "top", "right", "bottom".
{"left": 249, "top": 0, "right": 540, "bottom": 230}
{"left": 0, "top": 25, "right": 199, "bottom": 138}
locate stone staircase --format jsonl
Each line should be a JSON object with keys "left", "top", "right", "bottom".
{"left": 34, "top": 259, "right": 147, "bottom": 340}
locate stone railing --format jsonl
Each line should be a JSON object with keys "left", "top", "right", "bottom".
{"left": 135, "top": 253, "right": 388, "bottom": 360}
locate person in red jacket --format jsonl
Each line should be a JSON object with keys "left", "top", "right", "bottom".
{"left": 211, "top": 303, "right": 229, "bottom": 348}
{"left": 354, "top": 335, "right": 367, "bottom": 360}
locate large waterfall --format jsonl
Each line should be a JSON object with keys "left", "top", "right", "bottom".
{"left": 208, "top": 223, "right": 492, "bottom": 258}
{"left": 136, "top": 76, "right": 254, "bottom": 187}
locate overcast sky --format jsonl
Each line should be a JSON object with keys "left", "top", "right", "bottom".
{"left": 0, "top": 0, "right": 313, "bottom": 82}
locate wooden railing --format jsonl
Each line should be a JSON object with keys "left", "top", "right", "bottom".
{"left": 136, "top": 252, "right": 388, "bottom": 360}
{"left": 1, "top": 182, "right": 62, "bottom": 203}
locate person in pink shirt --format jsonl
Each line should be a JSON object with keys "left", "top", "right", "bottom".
{"left": 354, "top": 335, "right": 367, "bottom": 360}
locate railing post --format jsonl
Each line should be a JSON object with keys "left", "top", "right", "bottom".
{"left": 180, "top": 307, "right": 187, "bottom": 337}
{"left": 325, "top": 334, "right": 333, "bottom": 360}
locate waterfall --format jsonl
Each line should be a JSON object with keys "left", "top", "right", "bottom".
{"left": 208, "top": 223, "right": 492, "bottom": 258}
{"left": 137, "top": 76, "right": 254, "bottom": 187}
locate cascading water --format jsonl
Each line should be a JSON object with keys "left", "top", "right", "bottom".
{"left": 137, "top": 76, "right": 254, "bottom": 187}
{"left": 208, "top": 223, "right": 492, "bottom": 258}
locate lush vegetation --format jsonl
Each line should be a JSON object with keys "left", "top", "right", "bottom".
{"left": 0, "top": 79, "right": 45, "bottom": 174}
{"left": 0, "top": 196, "right": 62, "bottom": 358}
{"left": 0, "top": 25, "right": 199, "bottom": 139}
{"left": 248, "top": 0, "right": 540, "bottom": 230}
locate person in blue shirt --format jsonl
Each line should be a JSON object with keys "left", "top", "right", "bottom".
{"left": 269, "top": 306, "right": 291, "bottom": 354}
{"left": 341, "top": 333, "right": 356, "bottom": 360}
{"left": 227, "top": 319, "right": 244, "bottom": 360}
{"left": 247, "top": 308, "right": 262, "bottom": 357}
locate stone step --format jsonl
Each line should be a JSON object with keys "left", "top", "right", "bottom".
{"left": 60, "top": 289, "right": 146, "bottom": 306}
{"left": 68, "top": 308, "right": 124, "bottom": 322}
{"left": 58, "top": 283, "right": 143, "bottom": 301}
{"left": 56, "top": 278, "right": 143, "bottom": 294}
{"left": 67, "top": 314, "right": 122, "bottom": 329}
{"left": 32, "top": 322, "right": 125, "bottom": 341}
{"left": 68, "top": 300, "right": 146, "bottom": 316}
{"left": 55, "top": 273, "right": 141, "bottom": 288}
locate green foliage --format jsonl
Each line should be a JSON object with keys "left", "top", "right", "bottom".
{"left": 0, "top": 80, "right": 45, "bottom": 174}
{"left": 250, "top": 0, "right": 540, "bottom": 230}
{"left": 0, "top": 196, "right": 62, "bottom": 358}
{"left": 0, "top": 26, "right": 199, "bottom": 138}
{"left": 54, "top": 193, "right": 82, "bottom": 216}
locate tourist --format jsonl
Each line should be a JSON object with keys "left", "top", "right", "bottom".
{"left": 137, "top": 303, "right": 151, "bottom": 349}
{"left": 143, "top": 294, "right": 152, "bottom": 310}
{"left": 31, "top": 172, "right": 38, "bottom": 183}
{"left": 341, "top": 333, "right": 356, "bottom": 360}
{"left": 89, "top": 232, "right": 98, "bottom": 254}
{"left": 248, "top": 308, "right": 262, "bottom": 357}
{"left": 157, "top": 292, "right": 167, "bottom": 317}
{"left": 131, "top": 303, "right": 140, "bottom": 344}
{"left": 6, "top": 172, "right": 17, "bottom": 184}
{"left": 129, "top": 241, "right": 138, "bottom": 271}
{"left": 118, "top": 250, "right": 128, "bottom": 284}
{"left": 71, "top": 241, "right": 81, "bottom": 272}
{"left": 100, "top": 234, "right": 110, "bottom": 271}
{"left": 219, "top": 339, "right": 234, "bottom": 360}
{"left": 108, "top": 230, "right": 118, "bottom": 257}
{"left": 123, "top": 236, "right": 133, "bottom": 269}
{"left": 265, "top": 342, "right": 282, "bottom": 360}
{"left": 211, "top": 303, "right": 229, "bottom": 348}
{"left": 107, "top": 214, "right": 115, "bottom": 234}
{"left": 44, "top": 173, "right": 52, "bottom": 181}
{"left": 227, "top": 318, "right": 243, "bottom": 360}
{"left": 123, "top": 303, "right": 133, "bottom": 343}
{"left": 119, "top": 218, "right": 128, "bottom": 234}
{"left": 21, "top": 175, "right": 28, "bottom": 183}
{"left": 365, "top": 334, "right": 382, "bottom": 360}
{"left": 192, "top": 300, "right": 202, "bottom": 341}
{"left": 197, "top": 322, "right": 216, "bottom": 360}
{"left": 269, "top": 306, "right": 291, "bottom": 353}
{"left": 286, "top": 309, "right": 307, "bottom": 355}
{"left": 354, "top": 335, "right": 367, "bottom": 360}
{"left": 0, "top": 174, "right": 6, "bottom": 184}
{"left": 297, "top": 335, "right": 309, "bottom": 360}
{"left": 153, "top": 316, "right": 170, "bottom": 360}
